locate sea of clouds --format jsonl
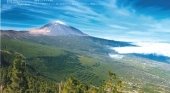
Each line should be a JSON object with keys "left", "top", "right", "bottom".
{"left": 111, "top": 42, "right": 170, "bottom": 57}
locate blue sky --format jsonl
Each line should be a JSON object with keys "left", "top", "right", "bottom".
{"left": 1, "top": 0, "right": 170, "bottom": 42}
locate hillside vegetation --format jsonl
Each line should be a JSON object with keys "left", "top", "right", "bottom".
{"left": 1, "top": 38, "right": 170, "bottom": 92}
{"left": 1, "top": 50, "right": 124, "bottom": 93}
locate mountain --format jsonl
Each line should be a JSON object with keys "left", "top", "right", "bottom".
{"left": 1, "top": 22, "right": 132, "bottom": 55}
{"left": 1, "top": 22, "right": 170, "bottom": 92}
{"left": 1, "top": 21, "right": 87, "bottom": 38}
{"left": 29, "top": 21, "right": 87, "bottom": 36}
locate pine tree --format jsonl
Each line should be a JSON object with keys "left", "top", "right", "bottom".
{"left": 7, "top": 53, "right": 28, "bottom": 93}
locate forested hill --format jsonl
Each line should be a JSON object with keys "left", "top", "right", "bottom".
{"left": 1, "top": 50, "right": 124, "bottom": 93}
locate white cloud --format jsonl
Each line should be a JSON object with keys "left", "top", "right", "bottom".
{"left": 112, "top": 42, "right": 170, "bottom": 57}
{"left": 53, "top": 20, "right": 67, "bottom": 25}
{"left": 29, "top": 28, "right": 50, "bottom": 35}
{"left": 116, "top": 8, "right": 131, "bottom": 16}
{"left": 109, "top": 24, "right": 128, "bottom": 29}
{"left": 109, "top": 54, "right": 124, "bottom": 59}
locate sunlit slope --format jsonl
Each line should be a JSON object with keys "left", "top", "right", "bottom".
{"left": 1, "top": 38, "right": 65, "bottom": 57}
{"left": 1, "top": 38, "right": 108, "bottom": 84}
{"left": 1, "top": 38, "right": 170, "bottom": 92}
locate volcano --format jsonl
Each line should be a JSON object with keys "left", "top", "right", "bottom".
{"left": 29, "top": 21, "right": 87, "bottom": 36}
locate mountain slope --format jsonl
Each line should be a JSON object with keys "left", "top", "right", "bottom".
{"left": 1, "top": 38, "right": 170, "bottom": 92}
{"left": 0, "top": 22, "right": 132, "bottom": 55}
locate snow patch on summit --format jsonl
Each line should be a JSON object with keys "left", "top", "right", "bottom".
{"left": 52, "top": 20, "right": 67, "bottom": 25}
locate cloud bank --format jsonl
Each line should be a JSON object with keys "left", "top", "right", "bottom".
{"left": 112, "top": 42, "right": 170, "bottom": 57}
